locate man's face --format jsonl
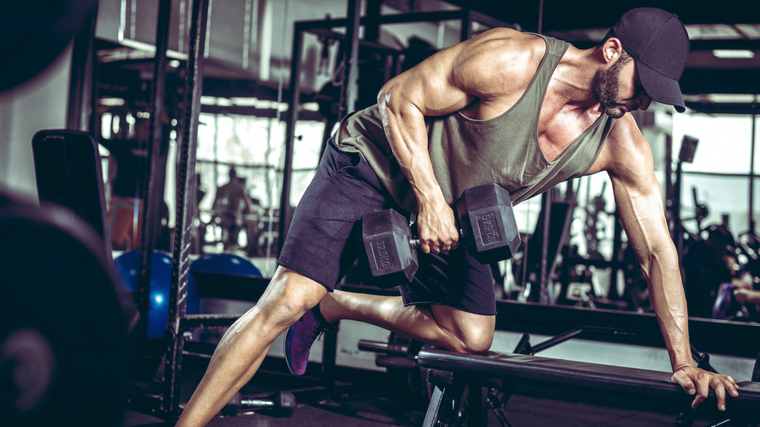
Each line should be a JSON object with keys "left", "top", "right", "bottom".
{"left": 593, "top": 56, "right": 651, "bottom": 118}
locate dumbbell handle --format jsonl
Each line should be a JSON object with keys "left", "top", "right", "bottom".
{"left": 358, "top": 339, "right": 392, "bottom": 352}
{"left": 409, "top": 230, "right": 464, "bottom": 249}
{"left": 357, "top": 340, "right": 409, "bottom": 358}
{"left": 223, "top": 391, "right": 297, "bottom": 418}
{"left": 358, "top": 339, "right": 409, "bottom": 355}
{"left": 241, "top": 398, "right": 274, "bottom": 407}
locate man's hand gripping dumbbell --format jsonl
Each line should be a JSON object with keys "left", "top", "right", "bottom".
{"left": 361, "top": 183, "right": 521, "bottom": 288}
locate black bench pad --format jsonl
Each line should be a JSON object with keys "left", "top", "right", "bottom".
{"left": 417, "top": 348, "right": 760, "bottom": 421}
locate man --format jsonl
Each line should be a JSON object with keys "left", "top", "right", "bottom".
{"left": 212, "top": 168, "right": 252, "bottom": 251}
{"left": 176, "top": 8, "right": 738, "bottom": 426}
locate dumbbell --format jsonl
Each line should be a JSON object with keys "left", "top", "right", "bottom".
{"left": 361, "top": 183, "right": 520, "bottom": 287}
{"left": 221, "top": 390, "right": 297, "bottom": 418}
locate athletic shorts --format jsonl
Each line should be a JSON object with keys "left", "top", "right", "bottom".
{"left": 277, "top": 138, "right": 496, "bottom": 316}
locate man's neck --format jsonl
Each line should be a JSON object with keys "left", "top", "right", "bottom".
{"left": 553, "top": 46, "right": 605, "bottom": 112}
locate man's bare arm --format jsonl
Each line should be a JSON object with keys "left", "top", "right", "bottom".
{"left": 601, "top": 115, "right": 739, "bottom": 410}
{"left": 377, "top": 28, "right": 539, "bottom": 253}
{"left": 606, "top": 119, "right": 690, "bottom": 367}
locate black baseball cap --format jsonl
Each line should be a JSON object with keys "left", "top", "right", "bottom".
{"left": 613, "top": 8, "right": 690, "bottom": 113}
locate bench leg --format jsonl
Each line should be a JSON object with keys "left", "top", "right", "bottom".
{"left": 422, "top": 384, "right": 446, "bottom": 427}
{"left": 487, "top": 388, "right": 514, "bottom": 427}
{"left": 423, "top": 383, "right": 468, "bottom": 427}
{"left": 468, "top": 385, "right": 487, "bottom": 427}
{"left": 423, "top": 369, "right": 469, "bottom": 427}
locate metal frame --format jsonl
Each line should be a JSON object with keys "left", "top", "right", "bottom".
{"left": 162, "top": 0, "right": 210, "bottom": 414}
{"left": 136, "top": 0, "right": 173, "bottom": 349}
{"left": 66, "top": 4, "right": 98, "bottom": 133}
{"left": 127, "top": 0, "right": 211, "bottom": 417}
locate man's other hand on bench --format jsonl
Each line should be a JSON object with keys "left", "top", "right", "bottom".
{"left": 671, "top": 365, "right": 740, "bottom": 411}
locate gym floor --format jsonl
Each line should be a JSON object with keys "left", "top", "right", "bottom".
{"left": 121, "top": 357, "right": 721, "bottom": 427}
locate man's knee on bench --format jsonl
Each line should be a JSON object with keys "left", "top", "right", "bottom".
{"left": 444, "top": 323, "right": 493, "bottom": 354}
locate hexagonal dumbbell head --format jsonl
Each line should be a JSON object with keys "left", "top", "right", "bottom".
{"left": 456, "top": 183, "right": 521, "bottom": 264}
{"left": 361, "top": 209, "right": 419, "bottom": 287}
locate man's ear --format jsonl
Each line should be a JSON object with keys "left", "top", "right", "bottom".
{"left": 602, "top": 37, "right": 625, "bottom": 64}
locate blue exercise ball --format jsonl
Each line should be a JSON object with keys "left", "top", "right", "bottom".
{"left": 189, "top": 253, "right": 262, "bottom": 277}
{"left": 113, "top": 250, "right": 200, "bottom": 339}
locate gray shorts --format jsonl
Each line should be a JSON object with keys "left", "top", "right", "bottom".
{"left": 277, "top": 138, "right": 496, "bottom": 316}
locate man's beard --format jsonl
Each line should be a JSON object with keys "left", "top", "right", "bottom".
{"left": 592, "top": 59, "right": 632, "bottom": 119}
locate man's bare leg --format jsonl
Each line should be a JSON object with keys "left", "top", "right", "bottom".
{"left": 176, "top": 267, "right": 327, "bottom": 427}
{"left": 319, "top": 290, "right": 495, "bottom": 353}
{"left": 177, "top": 270, "right": 494, "bottom": 426}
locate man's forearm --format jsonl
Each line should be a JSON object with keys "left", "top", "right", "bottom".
{"left": 645, "top": 249, "right": 693, "bottom": 370}
{"left": 377, "top": 87, "right": 460, "bottom": 253}
{"left": 378, "top": 88, "right": 445, "bottom": 208}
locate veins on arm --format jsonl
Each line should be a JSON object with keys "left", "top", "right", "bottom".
{"left": 604, "top": 116, "right": 691, "bottom": 369}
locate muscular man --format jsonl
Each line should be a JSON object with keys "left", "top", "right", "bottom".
{"left": 177, "top": 8, "right": 738, "bottom": 426}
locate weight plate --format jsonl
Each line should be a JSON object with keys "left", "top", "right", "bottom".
{"left": 0, "top": 201, "right": 128, "bottom": 427}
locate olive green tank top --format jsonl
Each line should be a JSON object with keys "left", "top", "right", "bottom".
{"left": 335, "top": 34, "right": 615, "bottom": 213}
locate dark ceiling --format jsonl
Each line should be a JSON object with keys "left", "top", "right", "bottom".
{"left": 445, "top": 0, "right": 760, "bottom": 32}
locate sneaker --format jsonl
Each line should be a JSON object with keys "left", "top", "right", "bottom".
{"left": 285, "top": 305, "right": 333, "bottom": 375}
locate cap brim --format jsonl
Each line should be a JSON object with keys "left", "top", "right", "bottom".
{"left": 636, "top": 60, "right": 686, "bottom": 113}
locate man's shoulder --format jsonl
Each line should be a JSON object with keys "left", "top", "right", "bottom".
{"left": 458, "top": 29, "right": 548, "bottom": 91}
{"left": 474, "top": 27, "right": 541, "bottom": 43}
{"left": 469, "top": 28, "right": 547, "bottom": 58}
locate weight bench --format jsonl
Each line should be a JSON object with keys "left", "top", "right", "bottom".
{"left": 417, "top": 348, "right": 760, "bottom": 427}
